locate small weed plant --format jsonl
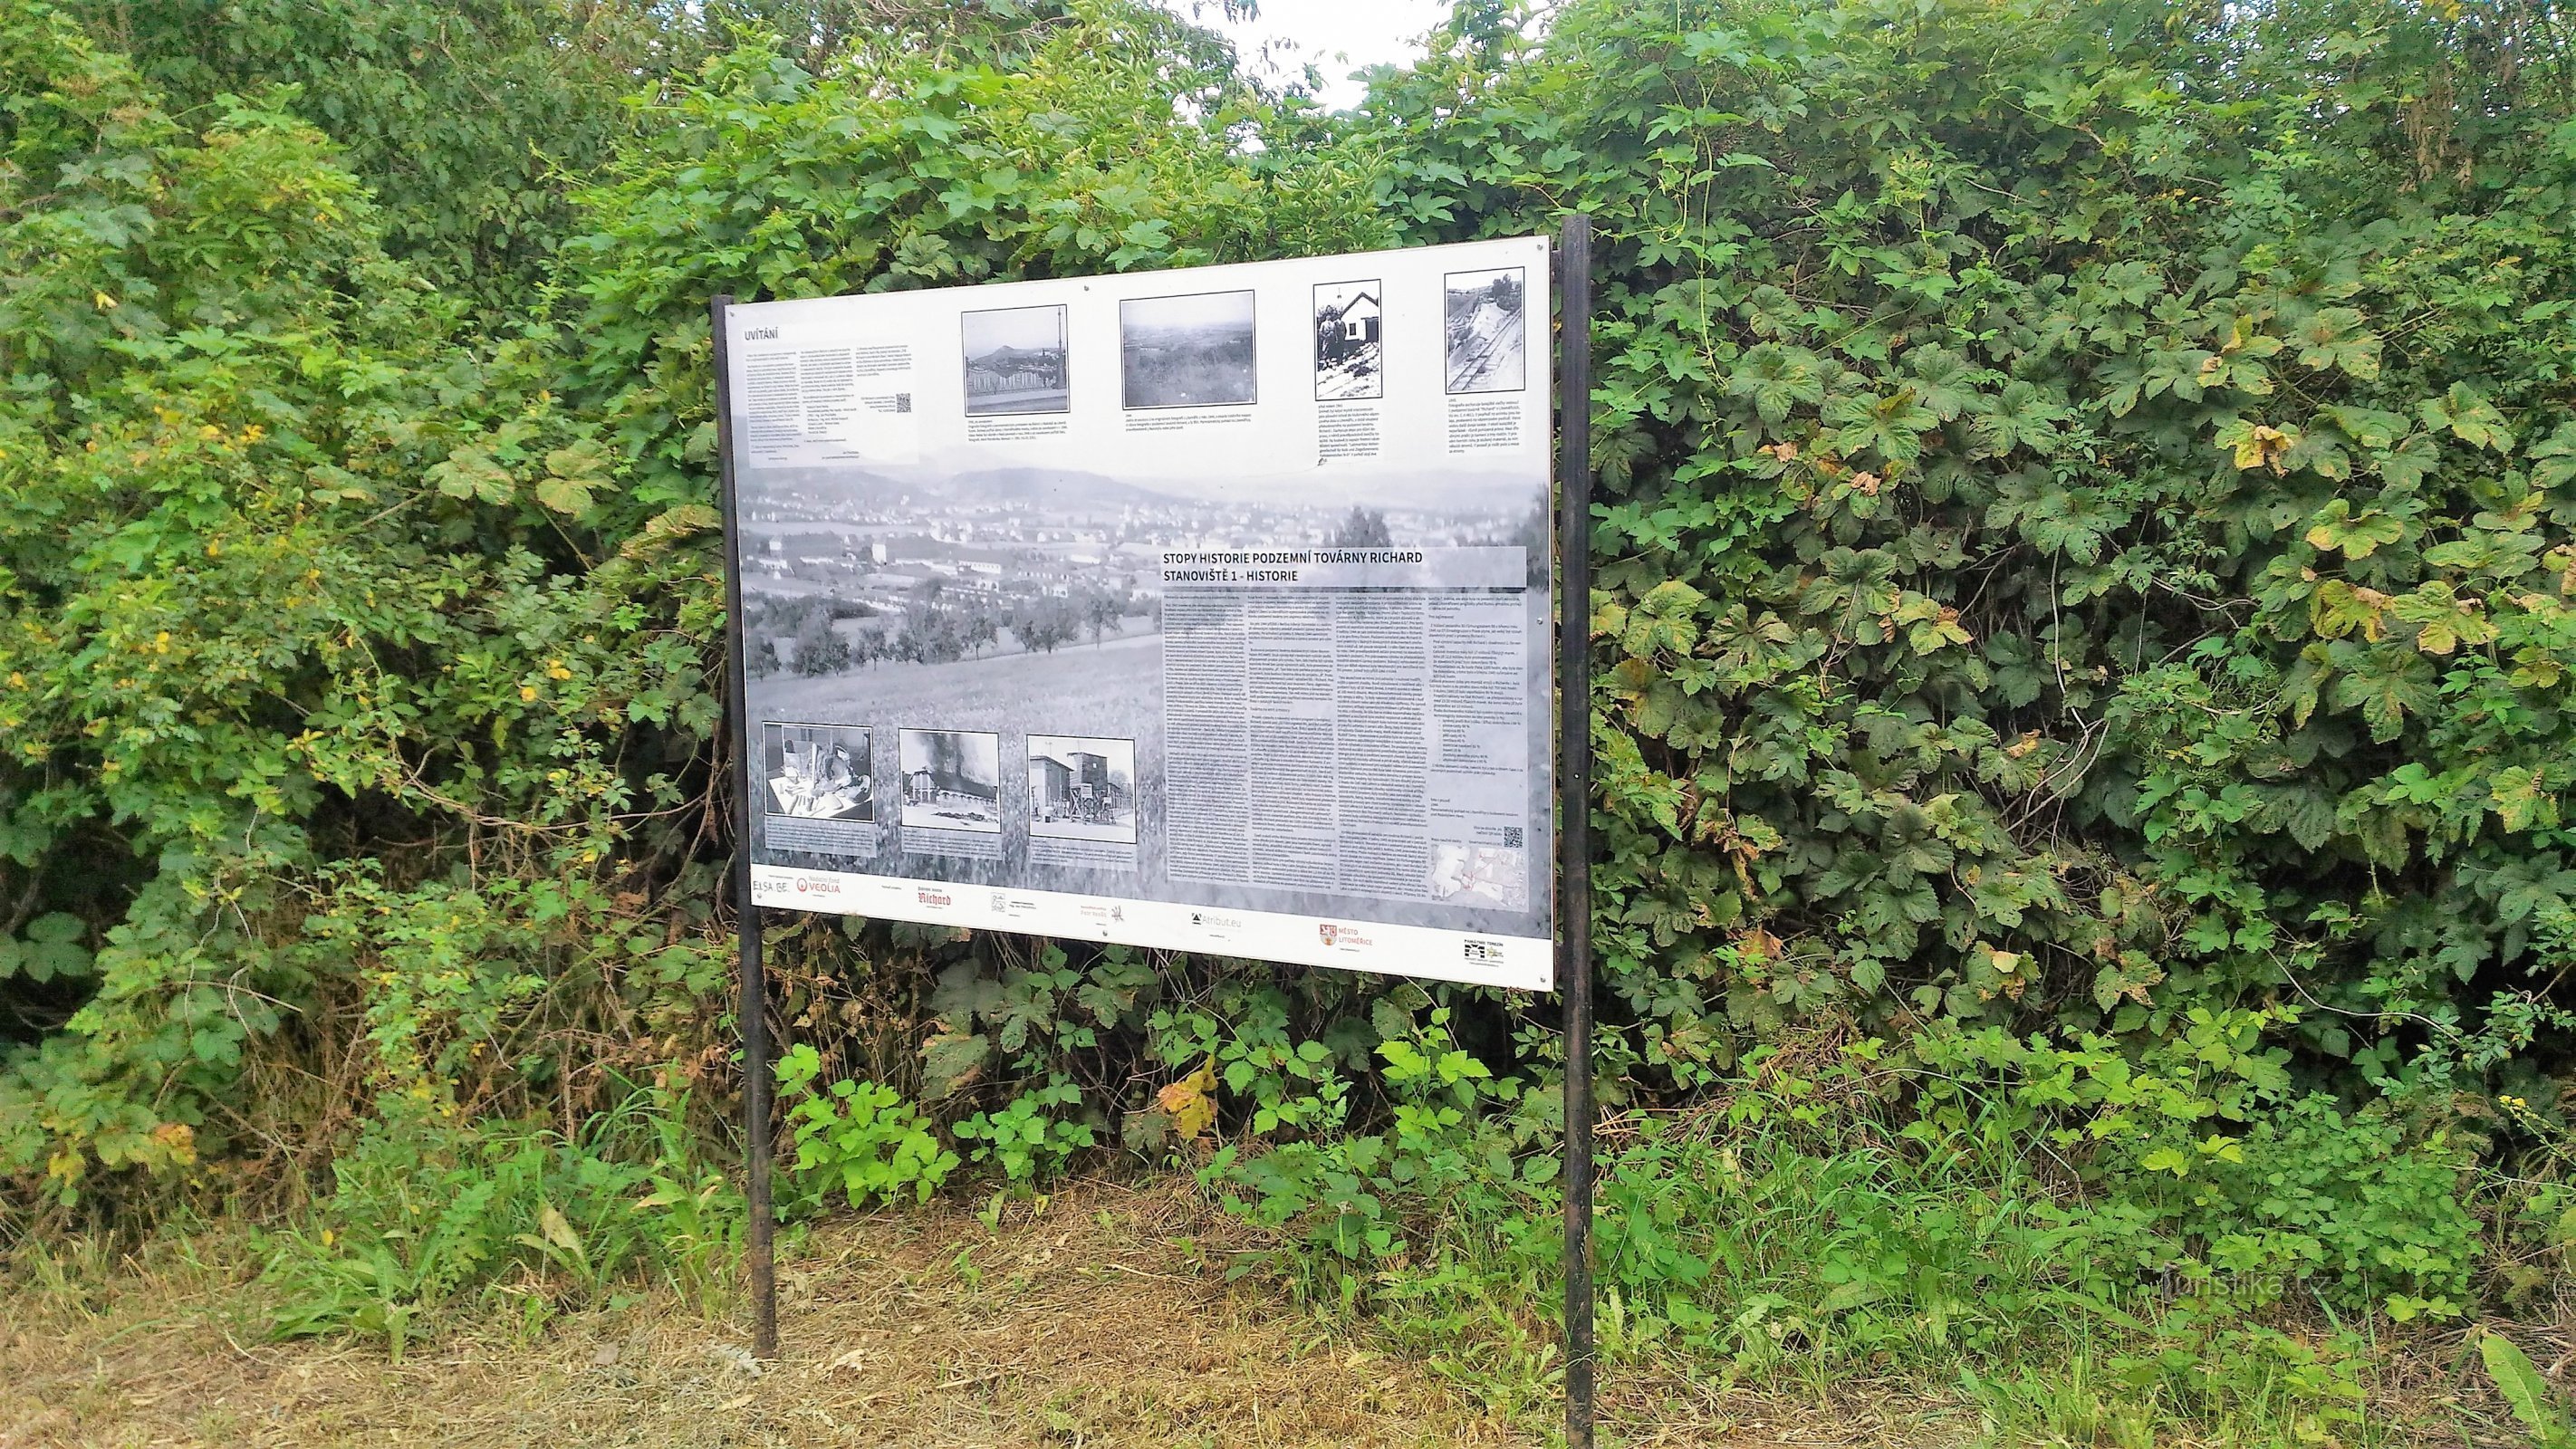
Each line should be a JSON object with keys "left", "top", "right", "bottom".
{"left": 953, "top": 1076, "right": 1096, "bottom": 1186}
{"left": 1203, "top": 1008, "right": 1552, "bottom": 1304}
{"left": 776, "top": 1041, "right": 956, "bottom": 1214}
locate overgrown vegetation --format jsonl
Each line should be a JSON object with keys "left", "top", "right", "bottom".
{"left": 5, "top": 0, "right": 2576, "bottom": 1438}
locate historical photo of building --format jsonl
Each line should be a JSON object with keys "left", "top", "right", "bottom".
{"left": 1443, "top": 266, "right": 1525, "bottom": 395}
{"left": 1121, "top": 290, "right": 1256, "bottom": 408}
{"left": 1312, "top": 280, "right": 1382, "bottom": 400}
{"left": 1027, "top": 735, "right": 1137, "bottom": 843}
{"left": 961, "top": 303, "right": 1069, "bottom": 415}
{"left": 898, "top": 728, "right": 1003, "bottom": 832}
{"left": 764, "top": 722, "right": 872, "bottom": 820}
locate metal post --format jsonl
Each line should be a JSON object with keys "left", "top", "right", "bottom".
{"left": 1555, "top": 216, "right": 1597, "bottom": 1448}
{"left": 710, "top": 294, "right": 779, "bottom": 1358}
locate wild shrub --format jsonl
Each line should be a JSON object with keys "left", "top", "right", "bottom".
{"left": 0, "top": 2, "right": 726, "bottom": 1210}
{"left": 1204, "top": 1008, "right": 1552, "bottom": 1299}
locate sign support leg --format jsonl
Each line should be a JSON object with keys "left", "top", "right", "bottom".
{"left": 1555, "top": 215, "right": 1597, "bottom": 1449}
{"left": 712, "top": 293, "right": 780, "bottom": 1359}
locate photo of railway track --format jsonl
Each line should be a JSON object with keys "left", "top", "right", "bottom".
{"left": 1443, "top": 266, "right": 1525, "bottom": 394}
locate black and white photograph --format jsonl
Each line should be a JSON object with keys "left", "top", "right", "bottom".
{"left": 898, "top": 728, "right": 1002, "bottom": 832}
{"left": 1027, "top": 735, "right": 1138, "bottom": 843}
{"left": 961, "top": 303, "right": 1069, "bottom": 415}
{"left": 1312, "top": 280, "right": 1382, "bottom": 400}
{"left": 1443, "top": 266, "right": 1526, "bottom": 394}
{"left": 764, "top": 723, "right": 872, "bottom": 820}
{"left": 1121, "top": 290, "right": 1256, "bottom": 408}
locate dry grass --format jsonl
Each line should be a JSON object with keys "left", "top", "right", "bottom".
{"left": 3, "top": 1179, "right": 1529, "bottom": 1449}
{"left": 18, "top": 1173, "right": 2513, "bottom": 1448}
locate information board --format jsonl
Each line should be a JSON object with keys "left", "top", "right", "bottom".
{"left": 719, "top": 237, "right": 1555, "bottom": 989}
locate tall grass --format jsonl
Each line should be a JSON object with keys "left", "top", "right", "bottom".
{"left": 257, "top": 1081, "right": 743, "bottom": 1360}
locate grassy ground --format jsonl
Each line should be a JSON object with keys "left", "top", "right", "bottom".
{"left": 5, "top": 1179, "right": 1514, "bottom": 1449}
{"left": 0, "top": 1176, "right": 1994, "bottom": 1449}
{"left": 5, "top": 1174, "right": 2553, "bottom": 1447}
{"left": 755, "top": 624, "right": 1161, "bottom": 738}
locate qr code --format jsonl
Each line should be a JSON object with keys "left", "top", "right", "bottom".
{"left": 893, "top": 392, "right": 913, "bottom": 413}
{"left": 1502, "top": 827, "right": 1523, "bottom": 849}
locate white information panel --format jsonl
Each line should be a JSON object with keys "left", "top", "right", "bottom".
{"left": 723, "top": 238, "right": 1554, "bottom": 989}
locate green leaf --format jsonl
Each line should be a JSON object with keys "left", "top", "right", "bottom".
{"left": 2328, "top": 646, "right": 2438, "bottom": 740}
{"left": 2291, "top": 307, "right": 2379, "bottom": 378}
{"left": 533, "top": 473, "right": 595, "bottom": 515}
{"left": 0, "top": 912, "right": 93, "bottom": 984}
{"left": 2481, "top": 1333, "right": 2576, "bottom": 1449}
{"left": 1725, "top": 343, "right": 1823, "bottom": 426}
{"left": 2420, "top": 383, "right": 2513, "bottom": 452}
{"left": 2529, "top": 422, "right": 2576, "bottom": 491}
{"left": 428, "top": 446, "right": 513, "bottom": 504}
{"left": 1966, "top": 379, "right": 2067, "bottom": 457}
{"left": 2372, "top": 431, "right": 2441, "bottom": 488}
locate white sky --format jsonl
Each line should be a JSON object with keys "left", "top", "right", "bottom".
{"left": 1159, "top": 0, "right": 1451, "bottom": 110}
{"left": 962, "top": 303, "right": 1066, "bottom": 354}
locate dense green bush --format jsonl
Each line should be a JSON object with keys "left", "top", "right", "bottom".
{"left": 0, "top": 0, "right": 1390, "bottom": 1214}
{"left": 1370, "top": 0, "right": 2576, "bottom": 1095}
{"left": 1355, "top": 0, "right": 2575, "bottom": 1300}
{"left": 0, "top": 2, "right": 723, "bottom": 1202}
{"left": 51, "top": 0, "right": 652, "bottom": 300}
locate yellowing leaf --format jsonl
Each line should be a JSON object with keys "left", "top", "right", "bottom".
{"left": 1156, "top": 1057, "right": 1219, "bottom": 1140}
{"left": 534, "top": 473, "right": 594, "bottom": 515}
{"left": 2489, "top": 766, "right": 2558, "bottom": 833}
{"left": 538, "top": 1201, "right": 582, "bottom": 1254}
{"left": 2310, "top": 580, "right": 2389, "bottom": 641}
{"left": 620, "top": 503, "right": 721, "bottom": 559}
{"left": 2216, "top": 417, "right": 2296, "bottom": 473}
{"left": 2421, "top": 383, "right": 2513, "bottom": 452}
{"left": 2303, "top": 499, "right": 2404, "bottom": 559}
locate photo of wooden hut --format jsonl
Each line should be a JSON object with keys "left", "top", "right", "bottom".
{"left": 1312, "top": 280, "right": 1382, "bottom": 399}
